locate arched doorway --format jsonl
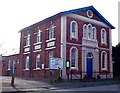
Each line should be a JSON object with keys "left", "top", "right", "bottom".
{"left": 86, "top": 52, "right": 93, "bottom": 78}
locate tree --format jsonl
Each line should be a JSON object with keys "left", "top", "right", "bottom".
{"left": 112, "top": 43, "right": 120, "bottom": 78}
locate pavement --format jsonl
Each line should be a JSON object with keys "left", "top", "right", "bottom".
{"left": 1, "top": 76, "right": 120, "bottom": 92}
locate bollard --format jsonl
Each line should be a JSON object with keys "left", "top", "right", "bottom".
{"left": 50, "top": 71, "right": 53, "bottom": 84}
{"left": 11, "top": 74, "right": 15, "bottom": 86}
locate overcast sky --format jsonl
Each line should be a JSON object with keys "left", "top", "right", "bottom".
{"left": 0, "top": 0, "right": 119, "bottom": 55}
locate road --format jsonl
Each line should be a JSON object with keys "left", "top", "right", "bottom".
{"left": 1, "top": 76, "right": 120, "bottom": 92}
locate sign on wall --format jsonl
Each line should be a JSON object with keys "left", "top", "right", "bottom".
{"left": 49, "top": 58, "right": 63, "bottom": 70}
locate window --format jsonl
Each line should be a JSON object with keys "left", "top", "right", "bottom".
{"left": 92, "top": 27, "right": 96, "bottom": 40}
{"left": 37, "top": 30, "right": 42, "bottom": 43}
{"left": 36, "top": 54, "right": 41, "bottom": 69}
{"left": 83, "top": 24, "right": 97, "bottom": 41}
{"left": 8, "top": 60, "right": 11, "bottom": 70}
{"left": 70, "top": 47, "right": 78, "bottom": 69}
{"left": 88, "top": 24, "right": 92, "bottom": 40}
{"left": 87, "top": 10, "right": 93, "bottom": 18}
{"left": 48, "top": 23, "right": 56, "bottom": 40}
{"left": 101, "top": 51, "right": 107, "bottom": 70}
{"left": 83, "top": 24, "right": 87, "bottom": 39}
{"left": 26, "top": 34, "right": 30, "bottom": 46}
{"left": 49, "top": 51, "right": 54, "bottom": 62}
{"left": 25, "top": 56, "right": 29, "bottom": 70}
{"left": 70, "top": 21, "right": 78, "bottom": 39}
{"left": 101, "top": 29, "right": 106, "bottom": 43}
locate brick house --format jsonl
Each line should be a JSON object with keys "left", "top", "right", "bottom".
{"left": 19, "top": 6, "right": 115, "bottom": 79}
{"left": 1, "top": 54, "right": 19, "bottom": 76}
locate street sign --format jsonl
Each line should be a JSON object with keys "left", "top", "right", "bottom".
{"left": 49, "top": 58, "right": 63, "bottom": 69}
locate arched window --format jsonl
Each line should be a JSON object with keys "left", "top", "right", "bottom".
{"left": 37, "top": 30, "right": 42, "bottom": 43}
{"left": 26, "top": 34, "right": 30, "bottom": 46}
{"left": 36, "top": 54, "right": 41, "bottom": 69}
{"left": 70, "top": 47, "right": 78, "bottom": 69}
{"left": 70, "top": 21, "right": 78, "bottom": 39}
{"left": 87, "top": 52, "right": 93, "bottom": 58}
{"left": 88, "top": 24, "right": 92, "bottom": 40}
{"left": 101, "top": 51, "right": 107, "bottom": 70}
{"left": 101, "top": 29, "right": 106, "bottom": 43}
{"left": 83, "top": 24, "right": 87, "bottom": 39}
{"left": 92, "top": 27, "right": 96, "bottom": 40}
{"left": 25, "top": 56, "right": 29, "bottom": 70}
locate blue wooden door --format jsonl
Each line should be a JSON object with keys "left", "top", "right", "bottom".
{"left": 87, "top": 58, "right": 93, "bottom": 78}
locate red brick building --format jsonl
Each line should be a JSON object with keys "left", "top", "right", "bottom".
{"left": 1, "top": 54, "right": 19, "bottom": 76}
{"left": 19, "top": 6, "right": 115, "bottom": 79}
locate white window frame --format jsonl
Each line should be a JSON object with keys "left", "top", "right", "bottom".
{"left": 101, "top": 28, "right": 107, "bottom": 44}
{"left": 87, "top": 10, "right": 93, "bottom": 18}
{"left": 26, "top": 34, "right": 30, "bottom": 46}
{"left": 70, "top": 21, "right": 78, "bottom": 39}
{"left": 92, "top": 27, "right": 97, "bottom": 41}
{"left": 70, "top": 47, "right": 78, "bottom": 69}
{"left": 83, "top": 24, "right": 87, "bottom": 39}
{"left": 87, "top": 24, "right": 92, "bottom": 40}
{"left": 36, "top": 54, "right": 41, "bottom": 69}
{"left": 37, "top": 30, "right": 42, "bottom": 43}
{"left": 48, "top": 23, "right": 56, "bottom": 40}
{"left": 8, "top": 60, "right": 11, "bottom": 70}
{"left": 25, "top": 56, "right": 29, "bottom": 70}
{"left": 101, "top": 51, "right": 107, "bottom": 70}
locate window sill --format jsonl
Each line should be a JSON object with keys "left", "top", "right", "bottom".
{"left": 34, "top": 42, "right": 42, "bottom": 45}
{"left": 101, "top": 68, "right": 107, "bottom": 71}
{"left": 23, "top": 69, "right": 30, "bottom": 71}
{"left": 101, "top": 42, "right": 107, "bottom": 45}
{"left": 82, "top": 38, "right": 97, "bottom": 42}
{"left": 33, "top": 68, "right": 41, "bottom": 70}
{"left": 70, "top": 67, "right": 78, "bottom": 70}
{"left": 24, "top": 45, "right": 30, "bottom": 48}
{"left": 46, "top": 38, "right": 56, "bottom": 42}
{"left": 70, "top": 37, "right": 78, "bottom": 40}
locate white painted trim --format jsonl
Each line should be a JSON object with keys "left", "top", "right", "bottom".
{"left": 33, "top": 50, "right": 41, "bottom": 53}
{"left": 23, "top": 69, "right": 29, "bottom": 71}
{"left": 45, "top": 68, "right": 49, "bottom": 70}
{"left": 87, "top": 10, "right": 93, "bottom": 18}
{"left": 45, "top": 46, "right": 56, "bottom": 50}
{"left": 67, "top": 14, "right": 109, "bottom": 28}
{"left": 24, "top": 45, "right": 30, "bottom": 48}
{"left": 101, "top": 51, "right": 107, "bottom": 71}
{"left": 33, "top": 68, "right": 41, "bottom": 70}
{"left": 47, "top": 41, "right": 55, "bottom": 47}
{"left": 46, "top": 25, "right": 56, "bottom": 30}
{"left": 34, "top": 42, "right": 42, "bottom": 45}
{"left": 35, "top": 54, "right": 41, "bottom": 69}
{"left": 61, "top": 15, "right": 67, "bottom": 78}
{"left": 67, "top": 42, "right": 83, "bottom": 47}
{"left": 70, "top": 47, "right": 78, "bottom": 70}
{"left": 109, "top": 28, "right": 113, "bottom": 74}
{"left": 99, "top": 47, "right": 110, "bottom": 51}
{"left": 70, "top": 20, "right": 78, "bottom": 39}
{"left": 87, "top": 24, "right": 92, "bottom": 40}
{"left": 23, "top": 52, "right": 30, "bottom": 54}
{"left": 46, "top": 38, "right": 56, "bottom": 42}
{"left": 24, "top": 36, "right": 27, "bottom": 38}
{"left": 67, "top": 42, "right": 110, "bottom": 51}
{"left": 101, "top": 28, "right": 107, "bottom": 45}
{"left": 34, "top": 32, "right": 37, "bottom": 35}
{"left": 83, "top": 24, "right": 87, "bottom": 39}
